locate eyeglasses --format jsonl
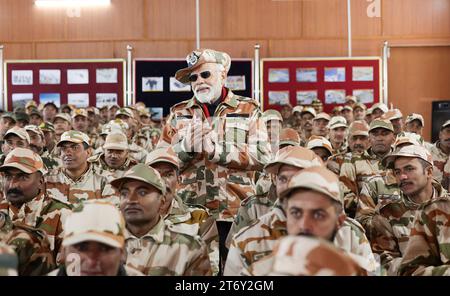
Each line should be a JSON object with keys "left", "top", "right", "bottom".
{"left": 188, "top": 71, "right": 212, "bottom": 82}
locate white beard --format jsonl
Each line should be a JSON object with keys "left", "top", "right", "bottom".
{"left": 194, "top": 81, "right": 223, "bottom": 104}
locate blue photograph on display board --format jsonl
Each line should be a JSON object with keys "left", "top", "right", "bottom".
{"left": 40, "top": 93, "right": 61, "bottom": 107}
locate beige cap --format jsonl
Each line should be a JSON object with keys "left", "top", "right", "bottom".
{"left": 146, "top": 146, "right": 179, "bottom": 170}
{"left": 54, "top": 113, "right": 72, "bottom": 123}
{"left": 393, "top": 132, "right": 424, "bottom": 149}
{"left": 306, "top": 136, "right": 333, "bottom": 156}
{"left": 313, "top": 112, "right": 331, "bottom": 122}
{"left": 382, "top": 144, "right": 433, "bottom": 169}
{"left": 0, "top": 147, "right": 47, "bottom": 175}
{"left": 280, "top": 166, "right": 342, "bottom": 205}
{"left": 348, "top": 120, "right": 370, "bottom": 137}
{"left": 25, "top": 125, "right": 44, "bottom": 139}
{"left": 103, "top": 132, "right": 129, "bottom": 151}
{"left": 57, "top": 130, "right": 90, "bottom": 147}
{"left": 405, "top": 113, "right": 424, "bottom": 127}
{"left": 353, "top": 103, "right": 367, "bottom": 111}
{"left": 264, "top": 146, "right": 323, "bottom": 174}
{"left": 4, "top": 127, "right": 31, "bottom": 143}
{"left": 442, "top": 119, "right": 450, "bottom": 129}
{"left": 328, "top": 116, "right": 347, "bottom": 130}
{"left": 262, "top": 109, "right": 283, "bottom": 123}
{"left": 292, "top": 106, "right": 304, "bottom": 114}
{"left": 72, "top": 108, "right": 88, "bottom": 119}
{"left": 63, "top": 201, "right": 125, "bottom": 249}
{"left": 279, "top": 128, "right": 301, "bottom": 147}
{"left": 346, "top": 95, "right": 357, "bottom": 103}
{"left": 342, "top": 105, "right": 353, "bottom": 112}
{"left": 300, "top": 107, "right": 317, "bottom": 118}
{"left": 382, "top": 109, "right": 403, "bottom": 121}
{"left": 369, "top": 119, "right": 394, "bottom": 133}
{"left": 110, "top": 163, "right": 166, "bottom": 195}
{"left": 372, "top": 102, "right": 389, "bottom": 113}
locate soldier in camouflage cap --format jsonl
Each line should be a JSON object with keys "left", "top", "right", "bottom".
{"left": 299, "top": 107, "right": 316, "bottom": 144}
{"left": 394, "top": 132, "right": 424, "bottom": 150}
{"left": 311, "top": 112, "right": 330, "bottom": 137}
{"left": 53, "top": 113, "right": 72, "bottom": 142}
{"left": 0, "top": 112, "right": 17, "bottom": 139}
{"left": 327, "top": 116, "right": 348, "bottom": 154}
{"left": 429, "top": 119, "right": 450, "bottom": 188}
{"left": 371, "top": 102, "right": 389, "bottom": 120}
{"left": 89, "top": 131, "right": 137, "bottom": 182}
{"left": 342, "top": 105, "right": 354, "bottom": 124}
{"left": 340, "top": 119, "right": 395, "bottom": 217}
{"left": 262, "top": 109, "right": 282, "bottom": 156}
{"left": 29, "top": 109, "right": 44, "bottom": 127}
{"left": 1, "top": 126, "right": 31, "bottom": 161}
{"left": 279, "top": 128, "right": 301, "bottom": 148}
{"left": 382, "top": 109, "right": 403, "bottom": 136}
{"left": 46, "top": 131, "right": 119, "bottom": 206}
{"left": 71, "top": 108, "right": 89, "bottom": 134}
{"left": 405, "top": 113, "right": 424, "bottom": 136}
{"left": 359, "top": 145, "right": 441, "bottom": 275}
{"left": 0, "top": 148, "right": 71, "bottom": 264}
{"left": 39, "top": 122, "right": 58, "bottom": 158}
{"left": 49, "top": 200, "right": 143, "bottom": 276}
{"left": 353, "top": 102, "right": 367, "bottom": 121}
{"left": 110, "top": 164, "right": 212, "bottom": 275}
{"left": 25, "top": 125, "right": 61, "bottom": 172}
{"left": 307, "top": 135, "right": 333, "bottom": 163}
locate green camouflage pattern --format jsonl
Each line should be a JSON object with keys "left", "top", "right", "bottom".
{"left": 88, "top": 153, "right": 138, "bottom": 182}
{"left": 429, "top": 141, "right": 449, "bottom": 184}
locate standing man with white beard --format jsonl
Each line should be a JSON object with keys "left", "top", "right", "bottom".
{"left": 158, "top": 49, "right": 272, "bottom": 274}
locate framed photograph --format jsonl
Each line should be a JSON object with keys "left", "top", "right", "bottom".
{"left": 96, "top": 93, "right": 118, "bottom": 108}
{"left": 40, "top": 93, "right": 61, "bottom": 107}
{"left": 225, "top": 75, "right": 246, "bottom": 91}
{"left": 352, "top": 67, "right": 374, "bottom": 81}
{"left": 296, "top": 90, "right": 317, "bottom": 105}
{"left": 68, "top": 93, "right": 90, "bottom": 108}
{"left": 67, "top": 69, "right": 89, "bottom": 84}
{"left": 12, "top": 70, "right": 33, "bottom": 85}
{"left": 296, "top": 68, "right": 317, "bottom": 82}
{"left": 324, "top": 67, "right": 346, "bottom": 82}
{"left": 96, "top": 68, "right": 118, "bottom": 83}
{"left": 268, "top": 68, "right": 290, "bottom": 83}
{"left": 268, "top": 91, "right": 290, "bottom": 105}
{"left": 12, "top": 93, "right": 33, "bottom": 109}
{"left": 325, "top": 89, "right": 346, "bottom": 104}
{"left": 149, "top": 107, "right": 164, "bottom": 121}
{"left": 39, "top": 69, "right": 61, "bottom": 85}
{"left": 142, "top": 77, "right": 164, "bottom": 92}
{"left": 169, "top": 77, "right": 191, "bottom": 92}
{"left": 353, "top": 89, "right": 374, "bottom": 104}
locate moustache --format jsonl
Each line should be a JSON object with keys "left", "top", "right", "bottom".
{"left": 353, "top": 144, "right": 365, "bottom": 150}
{"left": 400, "top": 181, "right": 413, "bottom": 188}
{"left": 7, "top": 188, "right": 23, "bottom": 196}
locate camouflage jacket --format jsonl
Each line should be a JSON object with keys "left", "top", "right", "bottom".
{"left": 124, "top": 217, "right": 211, "bottom": 276}
{"left": 1, "top": 214, "right": 55, "bottom": 276}
{"left": 46, "top": 165, "right": 120, "bottom": 206}
{"left": 0, "top": 241, "right": 17, "bottom": 276}
{"left": 429, "top": 141, "right": 449, "bottom": 184}
{"left": 0, "top": 191, "right": 71, "bottom": 259}
{"left": 41, "top": 149, "right": 62, "bottom": 173}
{"left": 224, "top": 203, "right": 377, "bottom": 275}
{"left": 340, "top": 148, "right": 393, "bottom": 217}
{"left": 356, "top": 170, "right": 401, "bottom": 237}
{"left": 399, "top": 190, "right": 450, "bottom": 276}
{"left": 129, "top": 142, "right": 148, "bottom": 163}
{"left": 327, "top": 150, "right": 352, "bottom": 176}
{"left": 369, "top": 182, "right": 445, "bottom": 275}
{"left": 158, "top": 90, "right": 272, "bottom": 221}
{"left": 246, "top": 235, "right": 367, "bottom": 276}
{"left": 88, "top": 153, "right": 138, "bottom": 182}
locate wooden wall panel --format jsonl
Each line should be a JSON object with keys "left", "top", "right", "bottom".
{"left": 2, "top": 43, "right": 34, "bottom": 59}
{"left": 35, "top": 42, "right": 114, "bottom": 59}
{"left": 269, "top": 39, "right": 347, "bottom": 57}
{"left": 388, "top": 46, "right": 450, "bottom": 141}
{"left": 200, "top": 40, "right": 269, "bottom": 59}
{"left": 302, "top": 0, "right": 346, "bottom": 38}
{"left": 113, "top": 41, "right": 194, "bottom": 59}
{"left": 351, "top": 0, "right": 382, "bottom": 37}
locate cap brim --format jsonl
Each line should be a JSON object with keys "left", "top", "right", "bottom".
{"left": 110, "top": 175, "right": 164, "bottom": 194}
{"left": 103, "top": 144, "right": 128, "bottom": 150}
{"left": 369, "top": 127, "right": 393, "bottom": 133}
{"left": 349, "top": 131, "right": 369, "bottom": 137}
{"left": 0, "top": 163, "right": 35, "bottom": 174}
{"left": 279, "top": 183, "right": 338, "bottom": 203}
{"left": 57, "top": 139, "right": 84, "bottom": 147}
{"left": 62, "top": 232, "right": 124, "bottom": 249}
{"left": 330, "top": 123, "right": 347, "bottom": 129}
{"left": 382, "top": 153, "right": 432, "bottom": 169}
{"left": 174, "top": 66, "right": 198, "bottom": 84}
{"left": 279, "top": 140, "right": 299, "bottom": 147}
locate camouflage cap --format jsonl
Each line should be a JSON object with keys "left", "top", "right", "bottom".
{"left": 146, "top": 147, "right": 179, "bottom": 170}
{"left": 382, "top": 109, "right": 403, "bottom": 121}
{"left": 101, "top": 119, "right": 129, "bottom": 136}
{"left": 342, "top": 105, "right": 353, "bottom": 112}
{"left": 292, "top": 106, "right": 303, "bottom": 114}
{"left": 72, "top": 108, "right": 88, "bottom": 119}
{"left": 366, "top": 107, "right": 373, "bottom": 115}
{"left": 346, "top": 95, "right": 357, "bottom": 103}
{"left": 115, "top": 108, "right": 133, "bottom": 119}
{"left": 382, "top": 144, "right": 433, "bottom": 169}
{"left": 57, "top": 130, "right": 90, "bottom": 147}
{"left": 4, "top": 126, "right": 31, "bottom": 143}
{"left": 39, "top": 121, "right": 55, "bottom": 132}
{"left": 14, "top": 112, "right": 29, "bottom": 123}
{"left": 29, "top": 109, "right": 43, "bottom": 118}
{"left": 300, "top": 107, "right": 317, "bottom": 118}
{"left": 327, "top": 116, "right": 347, "bottom": 130}
{"left": 332, "top": 106, "right": 343, "bottom": 113}
{"left": 103, "top": 132, "right": 129, "bottom": 151}
{"left": 262, "top": 109, "right": 283, "bottom": 123}
{"left": 279, "top": 128, "right": 301, "bottom": 147}
{"left": 280, "top": 166, "right": 342, "bottom": 205}
{"left": 110, "top": 163, "right": 166, "bottom": 195}
{"left": 306, "top": 136, "right": 333, "bottom": 156}
{"left": 264, "top": 146, "right": 323, "bottom": 174}
{"left": 0, "top": 147, "right": 47, "bottom": 175}
{"left": 25, "top": 124, "right": 44, "bottom": 139}
{"left": 348, "top": 120, "right": 370, "bottom": 137}
{"left": 86, "top": 106, "right": 99, "bottom": 116}
{"left": 1, "top": 112, "right": 16, "bottom": 122}
{"left": 405, "top": 113, "right": 424, "bottom": 127}
{"left": 394, "top": 132, "right": 424, "bottom": 149}
{"left": 54, "top": 113, "right": 72, "bottom": 123}
{"left": 371, "top": 102, "right": 389, "bottom": 113}
{"left": 139, "top": 109, "right": 151, "bottom": 118}
{"left": 63, "top": 201, "right": 125, "bottom": 249}
{"left": 108, "top": 104, "right": 120, "bottom": 110}
{"left": 313, "top": 112, "right": 331, "bottom": 122}
{"left": 369, "top": 118, "right": 394, "bottom": 133}
{"left": 442, "top": 119, "right": 450, "bottom": 129}
{"left": 175, "top": 49, "right": 231, "bottom": 84}
{"left": 353, "top": 103, "right": 367, "bottom": 111}
{"left": 25, "top": 100, "right": 37, "bottom": 109}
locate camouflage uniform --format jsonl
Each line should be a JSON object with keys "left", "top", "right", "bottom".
{"left": 88, "top": 153, "right": 138, "bottom": 182}
{"left": 124, "top": 218, "right": 212, "bottom": 276}
{"left": 429, "top": 141, "right": 449, "bottom": 184}
{"left": 247, "top": 235, "right": 367, "bottom": 276}
{"left": 41, "top": 148, "right": 62, "bottom": 172}
{"left": 0, "top": 241, "right": 17, "bottom": 276}
{"left": 327, "top": 149, "right": 352, "bottom": 175}
{"left": 159, "top": 90, "right": 271, "bottom": 221}
{"left": 398, "top": 193, "right": 450, "bottom": 276}
{"left": 224, "top": 203, "right": 377, "bottom": 275}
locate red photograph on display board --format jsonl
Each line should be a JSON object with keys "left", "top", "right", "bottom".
{"left": 261, "top": 57, "right": 382, "bottom": 113}
{"left": 4, "top": 59, "right": 126, "bottom": 111}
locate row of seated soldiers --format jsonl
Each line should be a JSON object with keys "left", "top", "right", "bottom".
{"left": 1, "top": 96, "right": 450, "bottom": 276}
